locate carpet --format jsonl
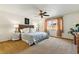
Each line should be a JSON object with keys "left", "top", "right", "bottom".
{"left": 18, "top": 37, "right": 77, "bottom": 54}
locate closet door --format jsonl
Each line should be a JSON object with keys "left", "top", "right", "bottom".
{"left": 47, "top": 19, "right": 57, "bottom": 36}
{"left": 44, "top": 17, "right": 63, "bottom": 37}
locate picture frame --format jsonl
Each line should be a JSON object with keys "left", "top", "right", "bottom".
{"left": 25, "top": 18, "right": 29, "bottom": 24}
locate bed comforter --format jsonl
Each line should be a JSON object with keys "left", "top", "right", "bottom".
{"left": 22, "top": 32, "right": 49, "bottom": 45}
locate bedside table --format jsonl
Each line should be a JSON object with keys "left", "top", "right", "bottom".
{"left": 11, "top": 33, "right": 20, "bottom": 41}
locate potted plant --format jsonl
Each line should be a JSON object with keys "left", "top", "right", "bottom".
{"left": 76, "top": 24, "right": 79, "bottom": 32}
{"left": 68, "top": 24, "right": 79, "bottom": 45}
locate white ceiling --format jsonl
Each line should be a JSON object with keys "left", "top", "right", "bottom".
{"left": 0, "top": 4, "right": 79, "bottom": 18}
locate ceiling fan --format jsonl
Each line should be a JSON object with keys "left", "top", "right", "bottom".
{"left": 38, "top": 9, "right": 50, "bottom": 18}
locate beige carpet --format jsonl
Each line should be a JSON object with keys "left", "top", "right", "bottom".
{"left": 18, "top": 37, "right": 77, "bottom": 54}
{"left": 0, "top": 40, "right": 29, "bottom": 54}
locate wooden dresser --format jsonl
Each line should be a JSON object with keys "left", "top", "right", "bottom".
{"left": 76, "top": 33, "right": 79, "bottom": 53}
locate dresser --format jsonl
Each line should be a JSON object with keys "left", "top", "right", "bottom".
{"left": 76, "top": 33, "right": 79, "bottom": 53}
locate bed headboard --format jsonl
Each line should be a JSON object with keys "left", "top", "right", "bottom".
{"left": 17, "top": 24, "right": 34, "bottom": 40}
{"left": 18, "top": 24, "right": 34, "bottom": 32}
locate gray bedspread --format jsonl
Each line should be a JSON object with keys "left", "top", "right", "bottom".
{"left": 22, "top": 32, "right": 49, "bottom": 45}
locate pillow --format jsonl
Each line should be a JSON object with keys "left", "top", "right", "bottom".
{"left": 22, "top": 28, "right": 29, "bottom": 33}
{"left": 29, "top": 28, "right": 36, "bottom": 33}
{"left": 22, "top": 28, "right": 36, "bottom": 33}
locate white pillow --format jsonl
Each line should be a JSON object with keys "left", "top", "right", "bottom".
{"left": 22, "top": 28, "right": 29, "bottom": 33}
{"left": 30, "top": 28, "right": 36, "bottom": 32}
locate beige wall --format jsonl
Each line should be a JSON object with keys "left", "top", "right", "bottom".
{"left": 0, "top": 11, "right": 24, "bottom": 41}
{"left": 31, "top": 18, "right": 45, "bottom": 32}
{"left": 62, "top": 12, "right": 79, "bottom": 39}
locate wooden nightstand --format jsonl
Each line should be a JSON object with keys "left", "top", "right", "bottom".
{"left": 11, "top": 33, "right": 20, "bottom": 41}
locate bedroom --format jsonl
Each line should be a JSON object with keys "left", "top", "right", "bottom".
{"left": 0, "top": 4, "right": 79, "bottom": 54}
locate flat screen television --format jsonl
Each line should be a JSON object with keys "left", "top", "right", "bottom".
{"left": 24, "top": 18, "right": 29, "bottom": 24}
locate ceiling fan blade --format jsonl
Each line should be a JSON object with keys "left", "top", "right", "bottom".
{"left": 43, "top": 12, "right": 47, "bottom": 14}
{"left": 44, "top": 14, "right": 50, "bottom": 16}
{"left": 39, "top": 9, "right": 43, "bottom": 12}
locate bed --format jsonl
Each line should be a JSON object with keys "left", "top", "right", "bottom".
{"left": 11, "top": 24, "right": 49, "bottom": 45}
{"left": 22, "top": 32, "right": 49, "bottom": 45}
